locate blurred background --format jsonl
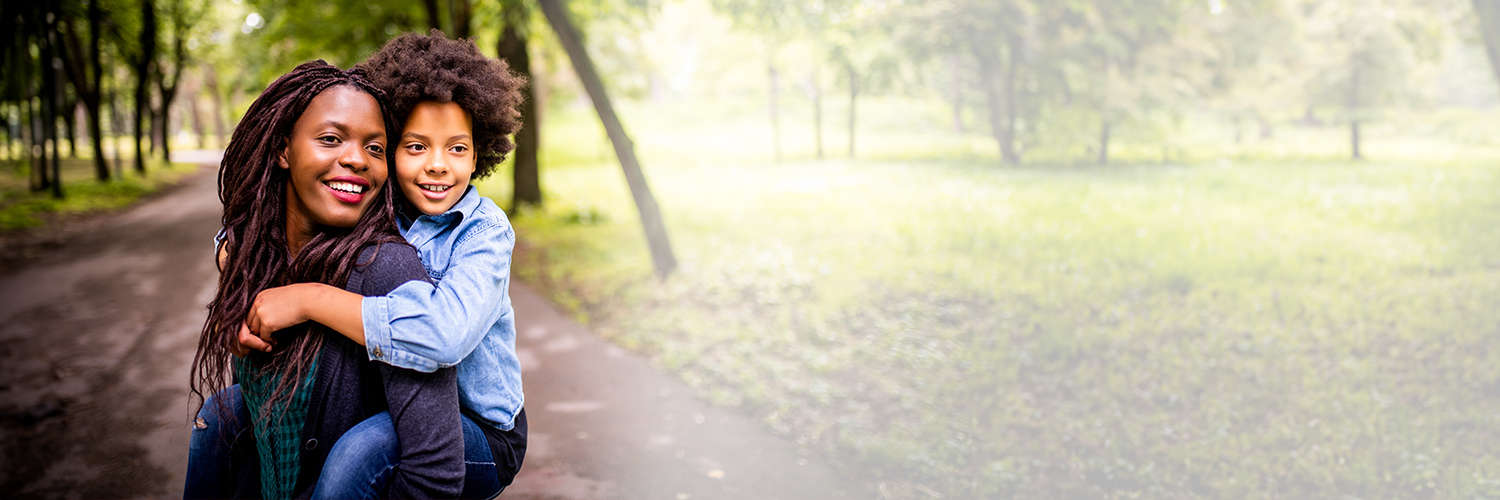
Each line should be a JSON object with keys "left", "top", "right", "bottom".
{"left": 7, "top": 0, "right": 1500, "bottom": 497}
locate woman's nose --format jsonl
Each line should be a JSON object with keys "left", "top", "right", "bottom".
{"left": 339, "top": 145, "right": 367, "bottom": 171}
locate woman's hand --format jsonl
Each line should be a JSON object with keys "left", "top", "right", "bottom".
{"left": 245, "top": 283, "right": 321, "bottom": 342}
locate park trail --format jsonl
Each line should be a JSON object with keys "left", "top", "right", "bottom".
{"left": 0, "top": 151, "right": 857, "bottom": 499}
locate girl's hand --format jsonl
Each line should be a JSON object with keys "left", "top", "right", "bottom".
{"left": 232, "top": 323, "right": 274, "bottom": 355}
{"left": 245, "top": 283, "right": 320, "bottom": 341}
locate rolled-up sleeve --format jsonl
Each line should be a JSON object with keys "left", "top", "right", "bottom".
{"left": 362, "top": 222, "right": 514, "bottom": 373}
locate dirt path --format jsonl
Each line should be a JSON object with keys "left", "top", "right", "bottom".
{"left": 0, "top": 151, "right": 857, "bottom": 499}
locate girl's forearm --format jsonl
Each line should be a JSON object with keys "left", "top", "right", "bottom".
{"left": 300, "top": 283, "right": 368, "bottom": 345}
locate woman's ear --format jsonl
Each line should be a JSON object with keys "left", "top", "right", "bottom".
{"left": 278, "top": 149, "right": 290, "bottom": 170}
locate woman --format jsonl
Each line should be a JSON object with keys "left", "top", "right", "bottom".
{"left": 185, "top": 61, "right": 463, "bottom": 499}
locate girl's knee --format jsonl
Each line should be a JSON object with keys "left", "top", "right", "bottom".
{"left": 326, "top": 412, "right": 399, "bottom": 462}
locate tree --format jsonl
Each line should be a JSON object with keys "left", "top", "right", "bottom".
{"left": 539, "top": 0, "right": 678, "bottom": 277}
{"left": 151, "top": 0, "right": 200, "bottom": 164}
{"left": 710, "top": 0, "right": 813, "bottom": 161}
{"left": 1473, "top": 0, "right": 1500, "bottom": 88}
{"left": 827, "top": 1, "right": 900, "bottom": 159}
{"left": 60, "top": 0, "right": 113, "bottom": 181}
{"left": 1304, "top": 0, "right": 1440, "bottom": 160}
{"left": 497, "top": 0, "right": 543, "bottom": 210}
{"left": 124, "top": 0, "right": 157, "bottom": 174}
{"left": 900, "top": 0, "right": 1036, "bottom": 164}
{"left": 40, "top": 2, "right": 65, "bottom": 197}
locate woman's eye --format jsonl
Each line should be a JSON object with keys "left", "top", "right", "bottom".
{"left": 318, "top": 136, "right": 340, "bottom": 144}
{"left": 368, "top": 144, "right": 385, "bottom": 155}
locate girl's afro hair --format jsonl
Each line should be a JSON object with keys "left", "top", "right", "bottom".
{"left": 358, "top": 30, "right": 526, "bottom": 180}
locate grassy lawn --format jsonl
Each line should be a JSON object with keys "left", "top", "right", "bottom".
{"left": 0, "top": 142, "right": 201, "bottom": 232}
{"left": 485, "top": 101, "right": 1500, "bottom": 498}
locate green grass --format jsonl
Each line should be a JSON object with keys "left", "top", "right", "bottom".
{"left": 0, "top": 151, "right": 201, "bottom": 231}
{"left": 483, "top": 100, "right": 1500, "bottom": 498}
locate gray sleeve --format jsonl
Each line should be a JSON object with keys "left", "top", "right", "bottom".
{"left": 348, "top": 242, "right": 465, "bottom": 498}
{"left": 351, "top": 242, "right": 431, "bottom": 296}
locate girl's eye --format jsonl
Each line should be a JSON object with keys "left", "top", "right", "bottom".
{"left": 450, "top": 145, "right": 468, "bottom": 154}
{"left": 406, "top": 143, "right": 427, "bottom": 152}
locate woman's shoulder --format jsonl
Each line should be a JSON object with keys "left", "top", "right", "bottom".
{"left": 348, "top": 240, "right": 430, "bottom": 296}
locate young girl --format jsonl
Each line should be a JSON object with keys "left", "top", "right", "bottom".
{"left": 186, "top": 60, "right": 464, "bottom": 499}
{"left": 238, "top": 33, "right": 528, "bottom": 498}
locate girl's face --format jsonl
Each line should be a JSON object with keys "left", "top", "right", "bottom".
{"left": 281, "top": 85, "right": 389, "bottom": 234}
{"left": 395, "top": 101, "right": 475, "bottom": 216}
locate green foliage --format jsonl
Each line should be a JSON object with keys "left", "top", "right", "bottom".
{"left": 494, "top": 101, "right": 1500, "bottom": 498}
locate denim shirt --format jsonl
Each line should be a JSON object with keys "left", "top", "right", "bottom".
{"left": 362, "top": 185, "right": 524, "bottom": 431}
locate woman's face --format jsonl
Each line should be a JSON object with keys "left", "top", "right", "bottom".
{"left": 281, "top": 85, "right": 389, "bottom": 233}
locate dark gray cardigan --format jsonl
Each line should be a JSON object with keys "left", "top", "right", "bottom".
{"left": 229, "top": 242, "right": 464, "bottom": 499}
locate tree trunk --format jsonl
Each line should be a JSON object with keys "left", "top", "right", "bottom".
{"left": 847, "top": 61, "right": 857, "bottom": 159}
{"left": 135, "top": 74, "right": 150, "bottom": 174}
{"left": 1, "top": 106, "right": 9, "bottom": 160}
{"left": 63, "top": 99, "right": 78, "bottom": 158}
{"left": 1350, "top": 121, "right": 1361, "bottom": 160}
{"left": 29, "top": 92, "right": 49, "bottom": 191}
{"left": 1473, "top": 0, "right": 1500, "bottom": 91}
{"left": 1349, "top": 55, "right": 1362, "bottom": 161}
{"left": 1000, "top": 33, "right": 1021, "bottom": 164}
{"left": 538, "top": 0, "right": 677, "bottom": 278}
{"left": 204, "top": 66, "right": 227, "bottom": 147}
{"left": 149, "top": 93, "right": 162, "bottom": 156}
{"left": 451, "top": 0, "right": 472, "bottom": 38}
{"left": 949, "top": 54, "right": 964, "bottom": 133}
{"left": 133, "top": 0, "right": 157, "bottom": 174}
{"left": 1098, "top": 119, "right": 1110, "bottom": 165}
{"left": 768, "top": 61, "right": 781, "bottom": 162}
{"left": 156, "top": 35, "right": 185, "bottom": 165}
{"left": 107, "top": 78, "right": 124, "bottom": 179}
{"left": 423, "top": 0, "right": 442, "bottom": 32}
{"left": 498, "top": 17, "right": 541, "bottom": 209}
{"left": 188, "top": 77, "right": 207, "bottom": 149}
{"left": 810, "top": 70, "right": 822, "bottom": 159}
{"left": 61, "top": 0, "right": 111, "bottom": 181}
{"left": 1098, "top": 57, "right": 1111, "bottom": 166}
{"left": 971, "top": 38, "right": 1012, "bottom": 165}
{"left": 43, "top": 21, "right": 64, "bottom": 198}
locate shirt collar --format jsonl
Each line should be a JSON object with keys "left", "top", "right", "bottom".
{"left": 398, "top": 185, "right": 480, "bottom": 230}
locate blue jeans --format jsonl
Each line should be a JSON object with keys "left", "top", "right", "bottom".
{"left": 184, "top": 385, "right": 250, "bottom": 500}
{"left": 311, "top": 412, "right": 503, "bottom": 499}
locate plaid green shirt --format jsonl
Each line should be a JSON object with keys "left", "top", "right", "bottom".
{"left": 234, "top": 355, "right": 319, "bottom": 499}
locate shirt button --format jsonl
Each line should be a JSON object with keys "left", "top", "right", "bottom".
{"left": 372, "top": 346, "right": 383, "bottom": 358}
{"left": 304, "top": 438, "right": 318, "bottom": 450}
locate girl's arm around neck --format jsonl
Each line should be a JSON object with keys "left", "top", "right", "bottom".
{"left": 245, "top": 283, "right": 367, "bottom": 345}
{"left": 361, "top": 220, "right": 514, "bottom": 370}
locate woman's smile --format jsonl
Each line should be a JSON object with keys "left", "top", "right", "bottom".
{"left": 325, "top": 175, "right": 372, "bottom": 203}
